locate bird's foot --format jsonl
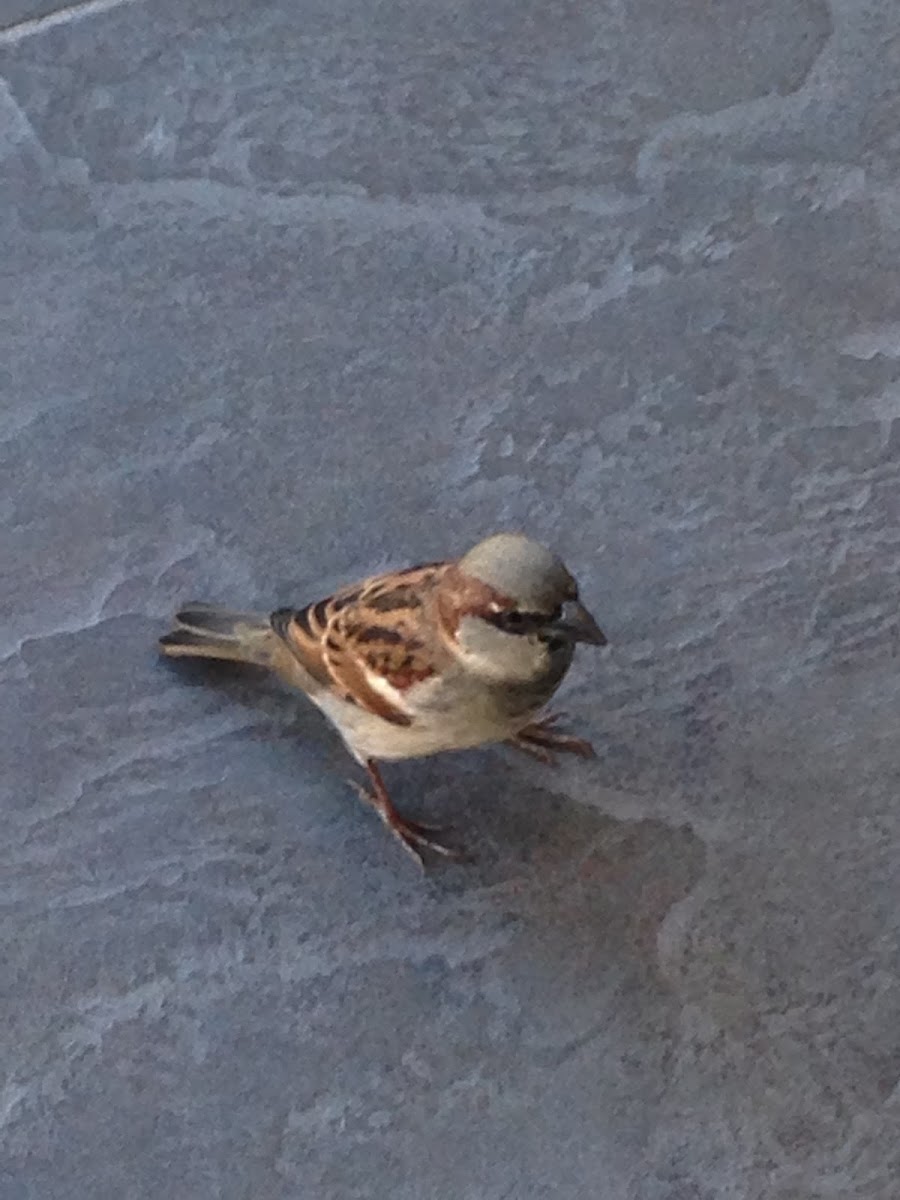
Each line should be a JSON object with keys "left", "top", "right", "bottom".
{"left": 506, "top": 712, "right": 596, "bottom": 768}
{"left": 351, "top": 762, "right": 460, "bottom": 867}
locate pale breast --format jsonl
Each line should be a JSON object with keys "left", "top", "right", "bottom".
{"left": 317, "top": 652, "right": 571, "bottom": 763}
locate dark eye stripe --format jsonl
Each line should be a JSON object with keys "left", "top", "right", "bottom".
{"left": 486, "top": 608, "right": 559, "bottom": 635}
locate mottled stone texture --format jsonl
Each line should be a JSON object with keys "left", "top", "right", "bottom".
{"left": 1, "top": 0, "right": 899, "bottom": 1196}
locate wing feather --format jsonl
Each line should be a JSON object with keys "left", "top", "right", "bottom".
{"left": 271, "top": 563, "right": 451, "bottom": 728}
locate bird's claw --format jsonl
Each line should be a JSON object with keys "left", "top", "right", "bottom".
{"left": 506, "top": 713, "right": 596, "bottom": 765}
{"left": 349, "top": 778, "right": 461, "bottom": 867}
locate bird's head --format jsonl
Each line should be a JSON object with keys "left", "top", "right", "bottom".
{"left": 438, "top": 532, "right": 606, "bottom": 682}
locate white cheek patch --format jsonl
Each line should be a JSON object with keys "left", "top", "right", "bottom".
{"left": 454, "top": 615, "right": 548, "bottom": 682}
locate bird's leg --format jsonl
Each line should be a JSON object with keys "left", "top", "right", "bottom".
{"left": 506, "top": 712, "right": 596, "bottom": 767}
{"left": 351, "top": 760, "right": 458, "bottom": 866}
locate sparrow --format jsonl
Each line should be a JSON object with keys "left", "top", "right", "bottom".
{"left": 159, "top": 532, "right": 607, "bottom": 864}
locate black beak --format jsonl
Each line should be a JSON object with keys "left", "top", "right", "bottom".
{"left": 554, "top": 600, "right": 607, "bottom": 646}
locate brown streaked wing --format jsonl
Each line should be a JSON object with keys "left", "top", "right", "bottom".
{"left": 323, "top": 563, "right": 452, "bottom": 720}
{"left": 320, "top": 621, "right": 415, "bottom": 726}
{"left": 272, "top": 563, "right": 450, "bottom": 726}
{"left": 270, "top": 603, "right": 332, "bottom": 689}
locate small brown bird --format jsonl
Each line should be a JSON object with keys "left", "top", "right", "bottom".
{"left": 159, "top": 533, "right": 606, "bottom": 864}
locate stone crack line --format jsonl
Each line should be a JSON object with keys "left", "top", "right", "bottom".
{"left": 0, "top": 0, "right": 142, "bottom": 45}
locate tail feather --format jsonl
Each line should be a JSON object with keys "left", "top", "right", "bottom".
{"left": 159, "top": 604, "right": 274, "bottom": 666}
{"left": 174, "top": 603, "right": 265, "bottom": 636}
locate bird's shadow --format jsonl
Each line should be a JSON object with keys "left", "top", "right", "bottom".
{"left": 160, "top": 654, "right": 707, "bottom": 1010}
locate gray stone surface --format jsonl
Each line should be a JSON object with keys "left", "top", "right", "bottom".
{"left": 1, "top": 0, "right": 899, "bottom": 1195}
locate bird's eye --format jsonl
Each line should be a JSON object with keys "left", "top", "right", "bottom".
{"left": 548, "top": 605, "right": 563, "bottom": 622}
{"left": 485, "top": 609, "right": 531, "bottom": 634}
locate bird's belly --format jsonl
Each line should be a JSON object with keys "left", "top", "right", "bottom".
{"left": 312, "top": 672, "right": 559, "bottom": 763}
{"left": 346, "top": 708, "right": 534, "bottom": 762}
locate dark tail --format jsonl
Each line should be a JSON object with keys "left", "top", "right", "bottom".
{"left": 159, "top": 603, "right": 275, "bottom": 666}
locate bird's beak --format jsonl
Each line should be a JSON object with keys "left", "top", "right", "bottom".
{"left": 554, "top": 600, "right": 607, "bottom": 646}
